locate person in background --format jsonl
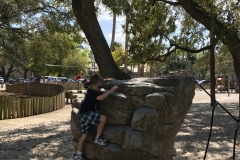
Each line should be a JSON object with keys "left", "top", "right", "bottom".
{"left": 35, "top": 76, "right": 41, "bottom": 83}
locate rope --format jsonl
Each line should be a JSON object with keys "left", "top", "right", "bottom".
{"left": 45, "top": 64, "right": 79, "bottom": 67}
{"left": 65, "top": 67, "right": 78, "bottom": 76}
{"left": 45, "top": 63, "right": 80, "bottom": 76}
{"left": 196, "top": 82, "right": 238, "bottom": 122}
{"left": 204, "top": 102, "right": 216, "bottom": 160}
{"left": 233, "top": 128, "right": 238, "bottom": 160}
{"left": 195, "top": 81, "right": 239, "bottom": 160}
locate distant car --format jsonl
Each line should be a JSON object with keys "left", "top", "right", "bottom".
{"left": 55, "top": 78, "right": 62, "bottom": 83}
{"left": 26, "top": 78, "right": 36, "bottom": 83}
{"left": 79, "top": 78, "right": 84, "bottom": 83}
{"left": 70, "top": 79, "right": 76, "bottom": 83}
{"left": 18, "top": 78, "right": 25, "bottom": 83}
{"left": 59, "top": 77, "right": 68, "bottom": 82}
{"left": 31, "top": 78, "right": 37, "bottom": 83}
{"left": 197, "top": 80, "right": 210, "bottom": 85}
{"left": 0, "top": 77, "right": 4, "bottom": 84}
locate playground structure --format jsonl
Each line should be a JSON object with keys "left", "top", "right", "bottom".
{"left": 195, "top": 76, "right": 239, "bottom": 94}
{"left": 215, "top": 76, "right": 239, "bottom": 93}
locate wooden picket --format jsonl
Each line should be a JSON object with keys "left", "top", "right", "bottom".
{"left": 0, "top": 96, "right": 4, "bottom": 120}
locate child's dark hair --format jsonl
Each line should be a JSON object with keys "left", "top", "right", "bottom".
{"left": 89, "top": 74, "right": 104, "bottom": 85}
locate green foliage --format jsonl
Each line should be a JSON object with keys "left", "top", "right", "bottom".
{"left": 179, "top": 13, "right": 207, "bottom": 49}
{"left": 0, "top": 31, "right": 28, "bottom": 67}
{"left": 192, "top": 52, "right": 209, "bottom": 79}
{"left": 127, "top": 1, "right": 177, "bottom": 63}
{"left": 26, "top": 33, "right": 84, "bottom": 75}
{"left": 101, "top": 0, "right": 127, "bottom": 15}
{"left": 0, "top": 0, "right": 85, "bottom": 79}
{"left": 62, "top": 49, "right": 89, "bottom": 77}
{"left": 111, "top": 43, "right": 126, "bottom": 67}
{"left": 215, "top": 45, "right": 234, "bottom": 75}
{"left": 117, "top": 0, "right": 239, "bottom": 77}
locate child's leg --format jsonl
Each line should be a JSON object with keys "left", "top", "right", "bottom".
{"left": 77, "top": 133, "right": 88, "bottom": 152}
{"left": 96, "top": 115, "right": 107, "bottom": 136}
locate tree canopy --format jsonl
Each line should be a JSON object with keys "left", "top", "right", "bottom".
{"left": 0, "top": 0, "right": 239, "bottom": 83}
{"left": 73, "top": 0, "right": 239, "bottom": 82}
{"left": 0, "top": 0, "right": 86, "bottom": 80}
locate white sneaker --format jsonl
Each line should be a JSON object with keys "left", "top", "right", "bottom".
{"left": 72, "top": 153, "right": 84, "bottom": 160}
{"left": 94, "top": 136, "right": 108, "bottom": 145}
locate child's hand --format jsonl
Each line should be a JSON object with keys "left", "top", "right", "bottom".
{"left": 110, "top": 85, "right": 118, "bottom": 91}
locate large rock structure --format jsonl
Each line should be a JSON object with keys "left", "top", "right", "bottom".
{"left": 71, "top": 75, "right": 195, "bottom": 160}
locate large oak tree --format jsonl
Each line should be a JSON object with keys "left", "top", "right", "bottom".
{"left": 72, "top": 0, "right": 239, "bottom": 82}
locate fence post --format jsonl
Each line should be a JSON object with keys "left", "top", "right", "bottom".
{"left": 0, "top": 96, "right": 4, "bottom": 120}
{"left": 29, "top": 99, "right": 33, "bottom": 116}
{"left": 16, "top": 98, "right": 21, "bottom": 118}
{"left": 21, "top": 99, "right": 26, "bottom": 117}
{"left": 4, "top": 97, "right": 8, "bottom": 119}
{"left": 7, "top": 97, "right": 12, "bottom": 119}
{"left": 9, "top": 97, "right": 16, "bottom": 119}
{"left": 39, "top": 97, "right": 43, "bottom": 114}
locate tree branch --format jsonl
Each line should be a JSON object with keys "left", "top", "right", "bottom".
{"left": 0, "top": 22, "right": 31, "bottom": 37}
{"left": 172, "top": 43, "right": 211, "bottom": 53}
{"left": 146, "top": 33, "right": 220, "bottom": 63}
{"left": 163, "top": 34, "right": 213, "bottom": 53}
{"left": 21, "top": 2, "right": 60, "bottom": 13}
{"left": 147, "top": 48, "right": 176, "bottom": 62}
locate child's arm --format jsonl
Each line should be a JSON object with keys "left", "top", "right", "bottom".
{"left": 96, "top": 85, "right": 118, "bottom": 100}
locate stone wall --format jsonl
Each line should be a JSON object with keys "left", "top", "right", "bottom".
{"left": 71, "top": 75, "right": 195, "bottom": 160}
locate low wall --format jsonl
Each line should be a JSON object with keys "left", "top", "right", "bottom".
{"left": 9, "top": 82, "right": 83, "bottom": 90}
{"left": 0, "top": 83, "right": 65, "bottom": 120}
{"left": 58, "top": 82, "right": 83, "bottom": 90}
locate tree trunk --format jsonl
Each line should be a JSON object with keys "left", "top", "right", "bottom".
{"left": 23, "top": 68, "right": 29, "bottom": 80}
{"left": 72, "top": 0, "right": 131, "bottom": 79}
{"left": 124, "top": 13, "right": 129, "bottom": 73}
{"left": 110, "top": 13, "right": 116, "bottom": 52}
{"left": 0, "top": 66, "right": 6, "bottom": 80}
{"left": 137, "top": 64, "right": 140, "bottom": 77}
{"left": 210, "top": 34, "right": 216, "bottom": 106}
{"left": 5, "top": 65, "right": 14, "bottom": 82}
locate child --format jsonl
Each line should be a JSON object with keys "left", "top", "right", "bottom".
{"left": 72, "top": 74, "right": 118, "bottom": 160}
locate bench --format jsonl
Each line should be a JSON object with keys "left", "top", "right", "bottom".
{"left": 65, "top": 90, "right": 77, "bottom": 103}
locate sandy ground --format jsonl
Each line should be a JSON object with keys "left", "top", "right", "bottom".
{"left": 0, "top": 88, "right": 239, "bottom": 160}
{"left": 174, "top": 89, "right": 240, "bottom": 160}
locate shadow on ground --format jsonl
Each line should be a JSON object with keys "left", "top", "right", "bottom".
{"left": 174, "top": 102, "right": 240, "bottom": 160}
{"left": 0, "top": 119, "right": 74, "bottom": 160}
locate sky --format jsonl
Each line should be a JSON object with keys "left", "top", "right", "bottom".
{"left": 96, "top": 5, "right": 126, "bottom": 47}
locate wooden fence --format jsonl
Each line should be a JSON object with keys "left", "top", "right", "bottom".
{"left": 58, "top": 82, "right": 83, "bottom": 90}
{"left": 8, "top": 82, "right": 83, "bottom": 90}
{"left": 0, "top": 83, "right": 65, "bottom": 120}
